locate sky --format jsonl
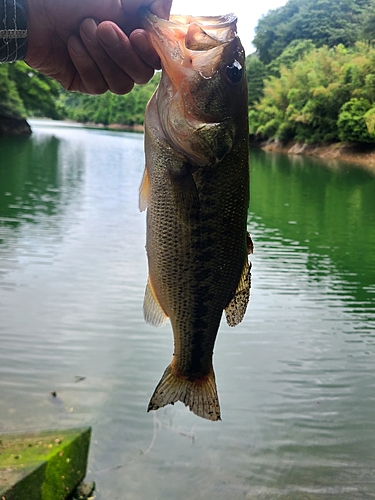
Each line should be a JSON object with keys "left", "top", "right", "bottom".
{"left": 170, "top": 0, "right": 288, "bottom": 55}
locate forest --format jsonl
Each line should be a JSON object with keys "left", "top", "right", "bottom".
{"left": 2, "top": 0, "right": 375, "bottom": 144}
{"left": 249, "top": 0, "right": 375, "bottom": 144}
{"left": 0, "top": 61, "right": 160, "bottom": 127}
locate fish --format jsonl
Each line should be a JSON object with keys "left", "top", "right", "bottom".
{"left": 139, "top": 11, "right": 252, "bottom": 421}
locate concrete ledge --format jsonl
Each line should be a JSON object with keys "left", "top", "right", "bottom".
{"left": 0, "top": 427, "right": 91, "bottom": 500}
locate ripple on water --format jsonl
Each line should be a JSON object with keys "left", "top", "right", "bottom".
{"left": 0, "top": 129, "right": 375, "bottom": 499}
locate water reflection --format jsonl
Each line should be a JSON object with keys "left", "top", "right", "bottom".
{"left": 0, "top": 133, "right": 84, "bottom": 227}
{"left": 0, "top": 125, "right": 375, "bottom": 499}
{"left": 250, "top": 150, "right": 375, "bottom": 320}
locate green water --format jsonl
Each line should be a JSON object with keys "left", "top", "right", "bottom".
{"left": 251, "top": 151, "right": 375, "bottom": 311}
{"left": 0, "top": 121, "right": 374, "bottom": 499}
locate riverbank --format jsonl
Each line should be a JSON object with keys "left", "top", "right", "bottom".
{"left": 27, "top": 118, "right": 145, "bottom": 133}
{"left": 84, "top": 121, "right": 144, "bottom": 132}
{"left": 254, "top": 138, "right": 375, "bottom": 171}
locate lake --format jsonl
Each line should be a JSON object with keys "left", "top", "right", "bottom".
{"left": 1, "top": 121, "right": 375, "bottom": 499}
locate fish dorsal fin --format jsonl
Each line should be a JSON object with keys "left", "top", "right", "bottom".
{"left": 143, "top": 278, "right": 168, "bottom": 327}
{"left": 225, "top": 258, "right": 252, "bottom": 327}
{"left": 139, "top": 165, "right": 150, "bottom": 212}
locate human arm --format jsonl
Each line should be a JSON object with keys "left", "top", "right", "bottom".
{"left": 0, "top": 0, "right": 28, "bottom": 63}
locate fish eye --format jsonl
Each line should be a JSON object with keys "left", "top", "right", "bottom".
{"left": 226, "top": 60, "right": 243, "bottom": 84}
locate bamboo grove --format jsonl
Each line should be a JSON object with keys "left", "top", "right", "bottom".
{"left": 249, "top": 0, "right": 375, "bottom": 144}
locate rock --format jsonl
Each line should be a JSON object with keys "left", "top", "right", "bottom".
{"left": 0, "top": 427, "right": 91, "bottom": 500}
{"left": 72, "top": 480, "right": 96, "bottom": 499}
{"left": 0, "top": 114, "right": 31, "bottom": 136}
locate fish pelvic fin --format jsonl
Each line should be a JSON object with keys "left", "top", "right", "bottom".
{"left": 225, "top": 258, "right": 252, "bottom": 327}
{"left": 147, "top": 364, "right": 221, "bottom": 421}
{"left": 143, "top": 278, "right": 168, "bottom": 327}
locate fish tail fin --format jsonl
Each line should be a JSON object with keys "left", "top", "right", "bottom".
{"left": 147, "top": 364, "right": 221, "bottom": 421}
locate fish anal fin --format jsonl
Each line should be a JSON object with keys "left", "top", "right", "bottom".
{"left": 143, "top": 278, "right": 168, "bottom": 327}
{"left": 139, "top": 165, "right": 150, "bottom": 212}
{"left": 147, "top": 364, "right": 221, "bottom": 421}
{"left": 225, "top": 258, "right": 251, "bottom": 327}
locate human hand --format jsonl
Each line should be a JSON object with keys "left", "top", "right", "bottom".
{"left": 24, "top": 0, "right": 172, "bottom": 94}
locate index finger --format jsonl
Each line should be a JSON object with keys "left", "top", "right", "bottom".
{"left": 97, "top": 21, "right": 155, "bottom": 84}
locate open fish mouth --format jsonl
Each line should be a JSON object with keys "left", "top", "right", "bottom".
{"left": 141, "top": 11, "right": 238, "bottom": 49}
{"left": 140, "top": 11, "right": 239, "bottom": 80}
{"left": 140, "top": 10, "right": 245, "bottom": 166}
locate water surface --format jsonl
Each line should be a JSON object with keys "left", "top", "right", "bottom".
{"left": 0, "top": 121, "right": 374, "bottom": 499}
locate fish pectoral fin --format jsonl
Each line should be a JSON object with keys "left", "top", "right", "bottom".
{"left": 139, "top": 165, "right": 150, "bottom": 212}
{"left": 148, "top": 364, "right": 221, "bottom": 421}
{"left": 225, "top": 258, "right": 252, "bottom": 327}
{"left": 143, "top": 278, "right": 168, "bottom": 327}
{"left": 170, "top": 168, "right": 200, "bottom": 219}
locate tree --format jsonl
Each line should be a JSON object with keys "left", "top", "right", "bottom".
{"left": 0, "top": 64, "right": 26, "bottom": 118}
{"left": 360, "top": 0, "right": 375, "bottom": 45}
{"left": 246, "top": 55, "right": 268, "bottom": 106}
{"left": 267, "top": 39, "right": 316, "bottom": 76}
{"left": 337, "top": 98, "right": 374, "bottom": 142}
{"left": 253, "top": 0, "right": 366, "bottom": 65}
{"left": 7, "top": 62, "right": 65, "bottom": 119}
{"left": 61, "top": 72, "right": 160, "bottom": 126}
{"left": 251, "top": 43, "right": 375, "bottom": 144}
{"left": 253, "top": 0, "right": 301, "bottom": 64}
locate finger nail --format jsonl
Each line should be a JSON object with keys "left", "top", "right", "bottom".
{"left": 98, "top": 24, "right": 120, "bottom": 48}
{"left": 132, "top": 32, "right": 150, "bottom": 53}
{"left": 69, "top": 35, "right": 86, "bottom": 56}
{"left": 81, "top": 18, "right": 98, "bottom": 42}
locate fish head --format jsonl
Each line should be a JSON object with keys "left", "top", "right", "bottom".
{"left": 142, "top": 11, "right": 248, "bottom": 167}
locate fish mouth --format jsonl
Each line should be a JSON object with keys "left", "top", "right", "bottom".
{"left": 141, "top": 10, "right": 242, "bottom": 166}
{"left": 140, "top": 10, "right": 238, "bottom": 85}
{"left": 140, "top": 10, "right": 238, "bottom": 48}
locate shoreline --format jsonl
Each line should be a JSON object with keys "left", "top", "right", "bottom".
{"left": 28, "top": 118, "right": 145, "bottom": 133}
{"left": 6, "top": 117, "right": 375, "bottom": 174}
{"left": 253, "top": 138, "right": 375, "bottom": 173}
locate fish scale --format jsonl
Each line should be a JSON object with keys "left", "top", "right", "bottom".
{"left": 139, "top": 10, "right": 251, "bottom": 421}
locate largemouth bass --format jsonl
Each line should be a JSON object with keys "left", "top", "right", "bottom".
{"left": 140, "top": 11, "right": 252, "bottom": 421}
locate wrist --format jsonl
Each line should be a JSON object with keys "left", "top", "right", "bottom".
{"left": 0, "top": 0, "right": 28, "bottom": 62}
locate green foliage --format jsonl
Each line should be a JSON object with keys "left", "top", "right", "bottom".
{"left": 0, "top": 64, "right": 26, "bottom": 118}
{"left": 360, "top": 0, "right": 375, "bottom": 43}
{"left": 267, "top": 39, "right": 316, "bottom": 77}
{"left": 246, "top": 55, "right": 267, "bottom": 106}
{"left": 253, "top": 0, "right": 301, "bottom": 64}
{"left": 248, "top": 0, "right": 375, "bottom": 143}
{"left": 61, "top": 73, "right": 160, "bottom": 126}
{"left": 252, "top": 42, "right": 375, "bottom": 144}
{"left": 7, "top": 62, "right": 64, "bottom": 119}
{"left": 0, "top": 61, "right": 159, "bottom": 126}
{"left": 337, "top": 98, "right": 375, "bottom": 142}
{"left": 253, "top": 0, "right": 367, "bottom": 65}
